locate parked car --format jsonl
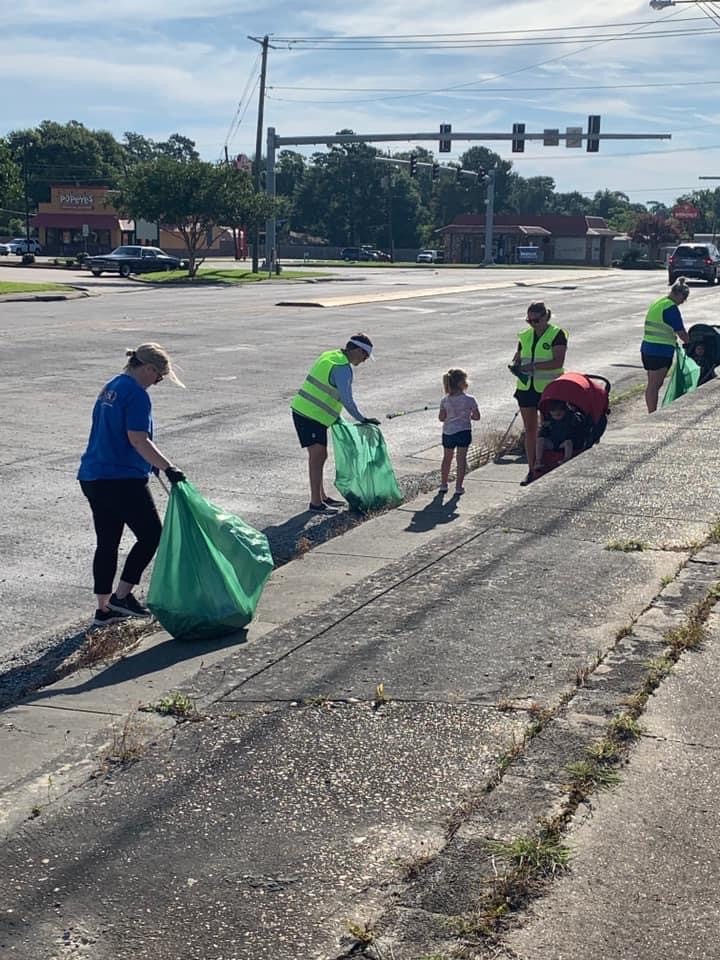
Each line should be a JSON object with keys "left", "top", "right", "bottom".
{"left": 7, "top": 238, "right": 43, "bottom": 254}
{"left": 0, "top": 243, "right": 11, "bottom": 256}
{"left": 85, "top": 246, "right": 182, "bottom": 277}
{"left": 341, "top": 246, "right": 376, "bottom": 262}
{"left": 668, "top": 243, "right": 720, "bottom": 285}
{"left": 416, "top": 249, "right": 445, "bottom": 264}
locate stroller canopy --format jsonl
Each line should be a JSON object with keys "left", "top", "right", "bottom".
{"left": 687, "top": 324, "right": 720, "bottom": 368}
{"left": 539, "top": 373, "right": 610, "bottom": 424}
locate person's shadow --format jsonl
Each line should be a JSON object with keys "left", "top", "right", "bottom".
{"left": 404, "top": 491, "right": 461, "bottom": 534}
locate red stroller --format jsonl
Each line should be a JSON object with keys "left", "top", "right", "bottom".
{"left": 532, "top": 373, "right": 611, "bottom": 479}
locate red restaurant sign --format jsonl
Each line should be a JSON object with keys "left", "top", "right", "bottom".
{"left": 673, "top": 203, "right": 700, "bottom": 220}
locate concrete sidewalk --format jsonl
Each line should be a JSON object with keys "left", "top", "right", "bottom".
{"left": 1, "top": 382, "right": 720, "bottom": 959}
{"left": 501, "top": 605, "right": 720, "bottom": 960}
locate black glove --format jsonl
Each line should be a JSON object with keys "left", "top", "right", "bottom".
{"left": 362, "top": 417, "right": 381, "bottom": 426}
{"left": 165, "top": 466, "right": 186, "bottom": 485}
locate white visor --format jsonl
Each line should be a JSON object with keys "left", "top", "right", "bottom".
{"left": 349, "top": 338, "right": 375, "bottom": 360}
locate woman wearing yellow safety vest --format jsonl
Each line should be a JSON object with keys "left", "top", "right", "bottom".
{"left": 291, "top": 333, "right": 380, "bottom": 512}
{"left": 641, "top": 277, "right": 690, "bottom": 413}
{"left": 511, "top": 301, "right": 568, "bottom": 486}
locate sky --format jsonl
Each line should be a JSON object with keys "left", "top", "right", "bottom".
{"left": 5, "top": 0, "right": 720, "bottom": 204}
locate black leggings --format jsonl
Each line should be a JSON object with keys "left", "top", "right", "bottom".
{"left": 80, "top": 479, "right": 162, "bottom": 595}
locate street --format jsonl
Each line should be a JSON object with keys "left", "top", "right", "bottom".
{"left": 2, "top": 266, "right": 717, "bottom": 667}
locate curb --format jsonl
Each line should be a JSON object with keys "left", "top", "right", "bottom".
{"left": 0, "top": 288, "right": 90, "bottom": 303}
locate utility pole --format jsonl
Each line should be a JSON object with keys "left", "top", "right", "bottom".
{"left": 249, "top": 34, "right": 270, "bottom": 273}
{"left": 483, "top": 170, "right": 496, "bottom": 266}
{"left": 23, "top": 139, "right": 31, "bottom": 255}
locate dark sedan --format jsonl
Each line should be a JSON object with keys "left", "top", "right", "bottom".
{"left": 85, "top": 246, "right": 182, "bottom": 277}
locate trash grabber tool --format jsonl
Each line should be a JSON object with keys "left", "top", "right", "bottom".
{"left": 493, "top": 410, "right": 520, "bottom": 462}
{"left": 386, "top": 404, "right": 433, "bottom": 420}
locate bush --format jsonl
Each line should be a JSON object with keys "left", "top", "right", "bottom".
{"left": 21, "top": 253, "right": 35, "bottom": 265}
{"left": 75, "top": 251, "right": 89, "bottom": 264}
{"left": 65, "top": 259, "right": 74, "bottom": 267}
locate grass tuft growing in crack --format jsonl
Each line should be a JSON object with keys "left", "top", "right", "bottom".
{"left": 144, "top": 691, "right": 204, "bottom": 721}
{"left": 606, "top": 538, "right": 647, "bottom": 553}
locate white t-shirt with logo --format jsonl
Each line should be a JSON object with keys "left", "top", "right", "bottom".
{"left": 440, "top": 393, "right": 480, "bottom": 435}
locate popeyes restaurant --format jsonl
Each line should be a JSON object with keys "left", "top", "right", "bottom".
{"left": 32, "top": 185, "right": 134, "bottom": 255}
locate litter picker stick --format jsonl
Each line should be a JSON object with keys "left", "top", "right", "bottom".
{"left": 493, "top": 410, "right": 520, "bottom": 462}
{"left": 156, "top": 473, "right": 170, "bottom": 495}
{"left": 386, "top": 404, "right": 433, "bottom": 420}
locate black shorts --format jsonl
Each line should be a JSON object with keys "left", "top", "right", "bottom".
{"left": 514, "top": 387, "right": 543, "bottom": 409}
{"left": 641, "top": 352, "right": 672, "bottom": 372}
{"left": 292, "top": 409, "right": 328, "bottom": 447}
{"left": 442, "top": 429, "right": 472, "bottom": 449}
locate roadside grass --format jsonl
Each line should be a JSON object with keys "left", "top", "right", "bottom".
{"left": 609, "top": 382, "right": 646, "bottom": 408}
{"left": 0, "top": 280, "right": 74, "bottom": 294}
{"left": 137, "top": 267, "right": 328, "bottom": 285}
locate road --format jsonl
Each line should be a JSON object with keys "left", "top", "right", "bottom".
{"left": 1, "top": 266, "right": 717, "bottom": 667}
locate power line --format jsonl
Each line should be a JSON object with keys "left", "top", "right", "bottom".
{"left": 264, "top": 8, "right": 687, "bottom": 107}
{"left": 271, "top": 15, "right": 707, "bottom": 41}
{"left": 267, "top": 77, "right": 720, "bottom": 105}
{"left": 222, "top": 52, "right": 261, "bottom": 155}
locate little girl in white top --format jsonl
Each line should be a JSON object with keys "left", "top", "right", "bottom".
{"left": 438, "top": 368, "right": 480, "bottom": 495}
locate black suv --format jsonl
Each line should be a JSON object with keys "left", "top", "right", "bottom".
{"left": 668, "top": 243, "right": 720, "bottom": 285}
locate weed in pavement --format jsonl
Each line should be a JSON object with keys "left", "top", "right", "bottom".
{"left": 565, "top": 760, "right": 621, "bottom": 791}
{"left": 605, "top": 538, "right": 647, "bottom": 553}
{"left": 104, "top": 714, "right": 149, "bottom": 766}
{"left": 145, "top": 691, "right": 203, "bottom": 721}
{"left": 346, "top": 920, "right": 374, "bottom": 945}
{"left": 608, "top": 712, "right": 643, "bottom": 742}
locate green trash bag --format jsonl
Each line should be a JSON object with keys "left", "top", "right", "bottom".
{"left": 147, "top": 481, "right": 274, "bottom": 640}
{"left": 662, "top": 345, "right": 701, "bottom": 407}
{"left": 331, "top": 420, "right": 403, "bottom": 512}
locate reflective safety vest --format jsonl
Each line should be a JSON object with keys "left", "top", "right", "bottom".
{"left": 291, "top": 349, "right": 349, "bottom": 426}
{"left": 643, "top": 296, "right": 677, "bottom": 348}
{"left": 516, "top": 323, "right": 567, "bottom": 393}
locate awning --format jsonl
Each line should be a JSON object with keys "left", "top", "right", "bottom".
{"left": 586, "top": 227, "right": 615, "bottom": 237}
{"left": 31, "top": 213, "right": 121, "bottom": 230}
{"left": 118, "top": 219, "right": 135, "bottom": 232}
{"left": 518, "top": 225, "right": 551, "bottom": 237}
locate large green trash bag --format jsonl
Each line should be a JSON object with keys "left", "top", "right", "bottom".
{"left": 331, "top": 420, "right": 403, "bottom": 512}
{"left": 147, "top": 481, "right": 274, "bottom": 640}
{"left": 662, "top": 345, "right": 701, "bottom": 407}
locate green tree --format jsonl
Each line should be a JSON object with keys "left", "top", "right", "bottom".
{"left": 276, "top": 150, "right": 307, "bottom": 202}
{"left": 117, "top": 158, "right": 273, "bottom": 277}
{"left": 507, "top": 175, "right": 556, "bottom": 214}
{"left": 7, "top": 121, "right": 125, "bottom": 206}
{"left": 549, "top": 191, "right": 593, "bottom": 216}
{"left": 155, "top": 133, "right": 199, "bottom": 163}
{"left": 0, "top": 138, "right": 22, "bottom": 232}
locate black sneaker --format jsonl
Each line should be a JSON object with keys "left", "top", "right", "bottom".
{"left": 92, "top": 608, "right": 130, "bottom": 628}
{"left": 309, "top": 502, "right": 329, "bottom": 512}
{"left": 107, "top": 592, "right": 151, "bottom": 618}
{"left": 519, "top": 471, "right": 535, "bottom": 487}
{"left": 323, "top": 497, "right": 344, "bottom": 507}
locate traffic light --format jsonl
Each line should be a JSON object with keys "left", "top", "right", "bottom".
{"left": 456, "top": 166, "right": 463, "bottom": 182}
{"left": 409, "top": 154, "right": 418, "bottom": 177}
{"left": 431, "top": 162, "right": 440, "bottom": 181}
{"left": 439, "top": 123, "right": 452, "bottom": 153}
{"left": 586, "top": 114, "right": 601, "bottom": 153}
{"left": 512, "top": 122, "right": 526, "bottom": 153}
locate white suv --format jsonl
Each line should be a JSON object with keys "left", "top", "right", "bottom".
{"left": 416, "top": 249, "right": 444, "bottom": 264}
{"left": 8, "top": 238, "right": 43, "bottom": 254}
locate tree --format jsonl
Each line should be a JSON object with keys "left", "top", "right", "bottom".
{"left": 276, "top": 150, "right": 306, "bottom": 201}
{"left": 117, "top": 158, "right": 273, "bottom": 277}
{"left": 507, "top": 176, "right": 556, "bottom": 214}
{"left": 155, "top": 133, "right": 199, "bottom": 163}
{"left": 6, "top": 121, "right": 125, "bottom": 206}
{"left": 549, "top": 191, "right": 593, "bottom": 216}
{"left": 0, "top": 138, "right": 22, "bottom": 232}
{"left": 631, "top": 212, "right": 682, "bottom": 262}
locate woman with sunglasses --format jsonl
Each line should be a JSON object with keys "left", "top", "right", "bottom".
{"left": 510, "top": 301, "right": 568, "bottom": 485}
{"left": 77, "top": 343, "right": 186, "bottom": 627}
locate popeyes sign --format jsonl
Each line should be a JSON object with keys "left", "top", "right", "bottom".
{"left": 59, "top": 191, "right": 95, "bottom": 209}
{"left": 672, "top": 202, "right": 700, "bottom": 221}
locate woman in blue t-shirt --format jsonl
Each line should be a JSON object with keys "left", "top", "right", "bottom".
{"left": 78, "top": 343, "right": 185, "bottom": 627}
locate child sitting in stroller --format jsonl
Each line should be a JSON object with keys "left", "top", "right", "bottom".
{"left": 535, "top": 399, "right": 584, "bottom": 472}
